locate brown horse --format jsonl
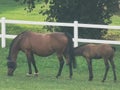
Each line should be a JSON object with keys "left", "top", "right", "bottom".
{"left": 74, "top": 43, "right": 116, "bottom": 82}
{"left": 7, "top": 31, "right": 76, "bottom": 78}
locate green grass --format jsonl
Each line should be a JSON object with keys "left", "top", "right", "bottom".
{"left": 0, "top": 0, "right": 45, "bottom": 21}
{"left": 0, "top": 0, "right": 48, "bottom": 34}
{"left": 0, "top": 0, "right": 120, "bottom": 90}
{"left": 0, "top": 41, "right": 120, "bottom": 90}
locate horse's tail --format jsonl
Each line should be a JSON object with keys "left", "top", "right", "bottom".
{"left": 65, "top": 32, "right": 77, "bottom": 68}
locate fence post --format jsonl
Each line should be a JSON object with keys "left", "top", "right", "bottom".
{"left": 73, "top": 21, "right": 78, "bottom": 47}
{"left": 1, "top": 17, "right": 6, "bottom": 48}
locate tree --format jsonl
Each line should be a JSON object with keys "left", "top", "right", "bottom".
{"left": 15, "top": 0, "right": 119, "bottom": 39}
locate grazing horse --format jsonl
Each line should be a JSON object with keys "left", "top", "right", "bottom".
{"left": 7, "top": 31, "right": 76, "bottom": 78}
{"left": 74, "top": 44, "right": 116, "bottom": 82}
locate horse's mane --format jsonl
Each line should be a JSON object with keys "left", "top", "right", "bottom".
{"left": 7, "top": 31, "right": 28, "bottom": 60}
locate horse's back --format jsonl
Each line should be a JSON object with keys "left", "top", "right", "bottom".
{"left": 19, "top": 31, "right": 68, "bottom": 56}
{"left": 88, "top": 44, "right": 115, "bottom": 58}
{"left": 50, "top": 32, "right": 68, "bottom": 46}
{"left": 75, "top": 44, "right": 115, "bottom": 59}
{"left": 85, "top": 44, "right": 113, "bottom": 52}
{"left": 99, "top": 44, "right": 115, "bottom": 56}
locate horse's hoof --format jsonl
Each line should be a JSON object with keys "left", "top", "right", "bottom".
{"left": 26, "top": 73, "right": 33, "bottom": 77}
{"left": 69, "top": 76, "right": 72, "bottom": 79}
{"left": 69, "top": 77, "right": 72, "bottom": 80}
{"left": 88, "top": 79, "right": 92, "bottom": 81}
{"left": 101, "top": 80, "right": 105, "bottom": 82}
{"left": 73, "top": 65, "right": 77, "bottom": 69}
{"left": 7, "top": 73, "right": 13, "bottom": 76}
{"left": 114, "top": 80, "right": 116, "bottom": 83}
{"left": 34, "top": 72, "right": 39, "bottom": 77}
{"left": 56, "top": 74, "right": 61, "bottom": 79}
{"left": 56, "top": 76, "right": 59, "bottom": 79}
{"left": 114, "top": 78, "right": 117, "bottom": 82}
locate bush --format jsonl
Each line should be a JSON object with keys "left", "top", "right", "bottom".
{"left": 102, "top": 30, "right": 120, "bottom": 40}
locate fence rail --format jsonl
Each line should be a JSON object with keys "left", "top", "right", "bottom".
{"left": 1, "top": 17, "right": 120, "bottom": 48}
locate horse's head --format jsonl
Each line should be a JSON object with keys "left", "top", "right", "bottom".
{"left": 7, "top": 60, "right": 17, "bottom": 76}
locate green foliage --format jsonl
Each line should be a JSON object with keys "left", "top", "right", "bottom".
{"left": 4, "top": 0, "right": 119, "bottom": 38}
{"left": 102, "top": 30, "right": 120, "bottom": 40}
{"left": 102, "top": 15, "right": 120, "bottom": 40}
{"left": 42, "top": 0, "right": 118, "bottom": 23}
{"left": 39, "top": 0, "right": 119, "bottom": 38}
{"left": 18, "top": 0, "right": 119, "bottom": 38}
{"left": 111, "top": 15, "right": 120, "bottom": 25}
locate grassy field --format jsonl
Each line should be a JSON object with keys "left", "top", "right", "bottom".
{"left": 0, "top": 0, "right": 45, "bottom": 21}
{"left": 1, "top": 41, "right": 120, "bottom": 90}
{"left": 0, "top": 0, "right": 48, "bottom": 34}
{"left": 0, "top": 0, "right": 120, "bottom": 90}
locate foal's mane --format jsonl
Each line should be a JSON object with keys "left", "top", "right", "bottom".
{"left": 74, "top": 43, "right": 89, "bottom": 49}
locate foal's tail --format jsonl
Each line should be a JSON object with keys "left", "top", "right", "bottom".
{"left": 65, "top": 32, "right": 77, "bottom": 68}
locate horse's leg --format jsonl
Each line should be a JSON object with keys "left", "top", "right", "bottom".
{"left": 86, "top": 58, "right": 93, "bottom": 81}
{"left": 64, "top": 54, "right": 72, "bottom": 78}
{"left": 56, "top": 54, "right": 64, "bottom": 79}
{"left": 102, "top": 59, "right": 109, "bottom": 82}
{"left": 31, "top": 53, "right": 39, "bottom": 76}
{"left": 25, "top": 51, "right": 32, "bottom": 76}
{"left": 69, "top": 60, "right": 73, "bottom": 79}
{"left": 109, "top": 58, "right": 117, "bottom": 82}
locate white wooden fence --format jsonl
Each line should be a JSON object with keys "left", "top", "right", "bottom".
{"left": 0, "top": 17, "right": 120, "bottom": 48}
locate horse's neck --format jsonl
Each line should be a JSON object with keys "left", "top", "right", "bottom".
{"left": 8, "top": 47, "right": 19, "bottom": 62}
{"left": 8, "top": 32, "right": 23, "bottom": 61}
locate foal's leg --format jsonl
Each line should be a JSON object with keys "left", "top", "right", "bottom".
{"left": 102, "top": 59, "right": 110, "bottom": 82}
{"left": 31, "top": 53, "right": 39, "bottom": 76}
{"left": 109, "top": 59, "right": 117, "bottom": 82}
{"left": 86, "top": 58, "right": 93, "bottom": 81}
{"left": 56, "top": 54, "right": 64, "bottom": 78}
